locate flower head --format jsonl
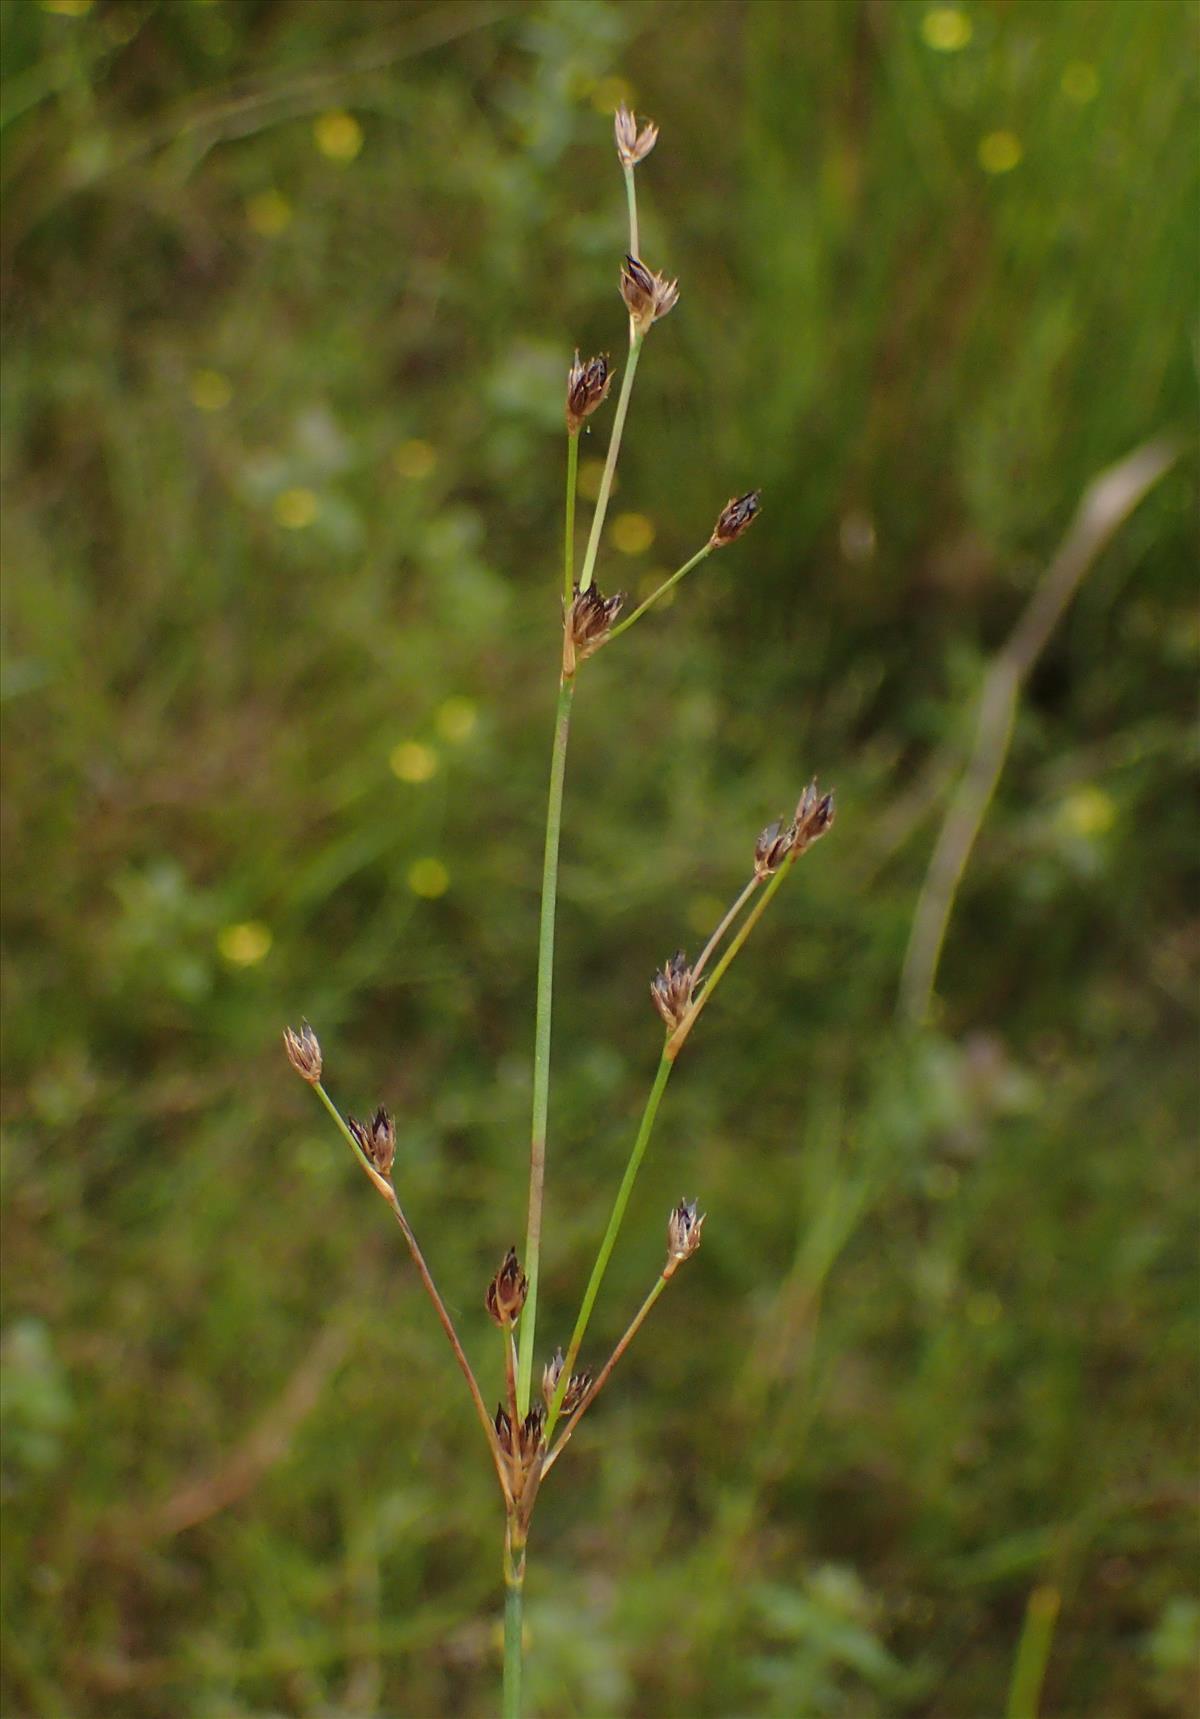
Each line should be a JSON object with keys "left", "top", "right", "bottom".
{"left": 614, "top": 104, "right": 659, "bottom": 168}
{"left": 347, "top": 1106, "right": 396, "bottom": 1177}
{"left": 283, "top": 1021, "right": 322, "bottom": 1084}
{"left": 566, "top": 350, "right": 612, "bottom": 434}
{"left": 651, "top": 950, "right": 694, "bottom": 1032}
{"left": 564, "top": 582, "right": 624, "bottom": 676}
{"left": 485, "top": 1247, "right": 529, "bottom": 1328}
{"left": 620, "top": 254, "right": 679, "bottom": 334}
{"left": 711, "top": 490, "right": 761, "bottom": 547}
{"left": 666, "top": 1198, "right": 705, "bottom": 1270}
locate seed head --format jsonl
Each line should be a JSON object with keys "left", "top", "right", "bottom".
{"left": 665, "top": 1197, "right": 705, "bottom": 1270}
{"left": 754, "top": 817, "right": 793, "bottom": 878}
{"left": 791, "top": 780, "right": 836, "bottom": 854}
{"left": 711, "top": 490, "right": 761, "bottom": 547}
{"left": 283, "top": 1022, "right": 322, "bottom": 1084}
{"left": 485, "top": 1247, "right": 529, "bottom": 1328}
{"left": 347, "top": 1106, "right": 395, "bottom": 1177}
{"left": 614, "top": 104, "right": 659, "bottom": 168}
{"left": 566, "top": 350, "right": 612, "bottom": 435}
{"left": 651, "top": 950, "right": 694, "bottom": 1032}
{"left": 620, "top": 254, "right": 679, "bottom": 333}
{"left": 564, "top": 582, "right": 624, "bottom": 675}
{"left": 542, "top": 1347, "right": 592, "bottom": 1415}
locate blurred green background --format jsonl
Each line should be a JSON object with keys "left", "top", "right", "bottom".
{"left": 2, "top": 1, "right": 1196, "bottom": 1715}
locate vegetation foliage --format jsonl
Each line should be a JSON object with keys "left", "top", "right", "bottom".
{"left": 1, "top": 2, "right": 1196, "bottom": 1715}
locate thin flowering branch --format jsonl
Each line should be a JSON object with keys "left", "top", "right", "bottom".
{"left": 601, "top": 492, "right": 761, "bottom": 648}
{"left": 667, "top": 784, "right": 835, "bottom": 1061}
{"left": 288, "top": 1052, "right": 512, "bottom": 1504}
{"left": 542, "top": 1275, "right": 667, "bottom": 1475}
{"left": 691, "top": 874, "right": 761, "bottom": 982}
{"left": 544, "top": 1198, "right": 703, "bottom": 1476}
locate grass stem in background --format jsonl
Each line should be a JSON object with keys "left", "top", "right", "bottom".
{"left": 1005, "top": 1584, "right": 1061, "bottom": 1719}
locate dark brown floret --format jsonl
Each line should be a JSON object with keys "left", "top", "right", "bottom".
{"left": 485, "top": 1247, "right": 529, "bottom": 1328}
{"left": 564, "top": 582, "right": 624, "bottom": 675}
{"left": 566, "top": 350, "right": 612, "bottom": 434}
{"left": 711, "top": 490, "right": 761, "bottom": 546}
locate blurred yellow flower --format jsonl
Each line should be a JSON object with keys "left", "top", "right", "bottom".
{"left": 979, "top": 130, "right": 1023, "bottom": 174}
{"left": 314, "top": 110, "right": 363, "bottom": 162}
{"left": 1061, "top": 62, "right": 1100, "bottom": 105}
{"left": 41, "top": 0, "right": 93, "bottom": 14}
{"left": 274, "top": 488, "right": 318, "bottom": 529}
{"left": 218, "top": 921, "right": 272, "bottom": 966}
{"left": 189, "top": 369, "right": 232, "bottom": 412}
{"left": 577, "top": 457, "right": 612, "bottom": 502}
{"left": 921, "top": 7, "right": 972, "bottom": 52}
{"left": 245, "top": 189, "right": 292, "bottom": 236}
{"left": 611, "top": 511, "right": 655, "bottom": 556}
{"left": 407, "top": 858, "right": 449, "bottom": 899}
{"left": 390, "top": 740, "right": 439, "bottom": 783}
{"left": 1058, "top": 786, "right": 1116, "bottom": 838}
{"left": 393, "top": 439, "right": 437, "bottom": 479}
{"left": 435, "top": 697, "right": 478, "bottom": 743}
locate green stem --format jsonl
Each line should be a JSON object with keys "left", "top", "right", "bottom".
{"left": 623, "top": 162, "right": 639, "bottom": 258}
{"left": 563, "top": 430, "right": 579, "bottom": 602}
{"left": 692, "top": 874, "right": 761, "bottom": 981}
{"left": 604, "top": 542, "right": 713, "bottom": 644}
{"left": 544, "top": 1052, "right": 673, "bottom": 1443}
{"left": 503, "top": 1568, "right": 524, "bottom": 1719}
{"left": 517, "top": 676, "right": 575, "bottom": 1413}
{"left": 578, "top": 334, "right": 643, "bottom": 593}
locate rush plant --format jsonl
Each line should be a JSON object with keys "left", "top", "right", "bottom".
{"left": 284, "top": 105, "right": 834, "bottom": 1717}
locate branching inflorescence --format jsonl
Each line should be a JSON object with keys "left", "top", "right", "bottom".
{"left": 283, "top": 104, "right": 835, "bottom": 1717}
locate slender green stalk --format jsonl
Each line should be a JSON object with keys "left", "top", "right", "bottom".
{"left": 517, "top": 676, "right": 575, "bottom": 1413}
{"left": 692, "top": 874, "right": 761, "bottom": 980}
{"left": 667, "top": 858, "right": 793, "bottom": 1061}
{"left": 563, "top": 430, "right": 579, "bottom": 602}
{"left": 604, "top": 541, "right": 713, "bottom": 644}
{"left": 543, "top": 1273, "right": 667, "bottom": 1474}
{"left": 502, "top": 1565, "right": 524, "bottom": 1719}
{"left": 578, "top": 333, "right": 643, "bottom": 592}
{"left": 545, "top": 1052, "right": 673, "bottom": 1442}
{"left": 623, "top": 162, "right": 639, "bottom": 257}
